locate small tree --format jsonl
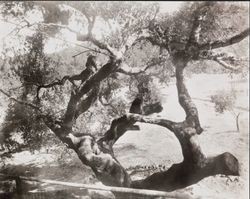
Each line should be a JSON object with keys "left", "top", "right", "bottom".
{"left": 210, "top": 89, "right": 241, "bottom": 132}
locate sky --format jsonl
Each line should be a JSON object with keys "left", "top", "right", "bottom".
{"left": 159, "top": 1, "right": 183, "bottom": 14}
{"left": 0, "top": 2, "right": 183, "bottom": 56}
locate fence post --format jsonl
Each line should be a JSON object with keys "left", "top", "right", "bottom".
{"left": 15, "top": 176, "right": 24, "bottom": 199}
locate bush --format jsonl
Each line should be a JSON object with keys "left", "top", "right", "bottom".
{"left": 210, "top": 89, "right": 237, "bottom": 114}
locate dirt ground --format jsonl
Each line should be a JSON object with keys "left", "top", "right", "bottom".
{"left": 1, "top": 74, "right": 249, "bottom": 199}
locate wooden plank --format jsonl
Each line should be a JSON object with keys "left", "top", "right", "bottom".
{"left": 0, "top": 174, "right": 195, "bottom": 199}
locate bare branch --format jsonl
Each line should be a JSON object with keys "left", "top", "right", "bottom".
{"left": 117, "top": 57, "right": 165, "bottom": 76}
{"left": 98, "top": 96, "right": 120, "bottom": 116}
{"left": 37, "top": 22, "right": 79, "bottom": 34}
{"left": 0, "top": 88, "right": 40, "bottom": 111}
{"left": 199, "top": 28, "right": 250, "bottom": 50}
{"left": 98, "top": 115, "right": 136, "bottom": 151}
{"left": 70, "top": 7, "right": 119, "bottom": 58}
{"left": 214, "top": 58, "right": 241, "bottom": 71}
{"left": 72, "top": 50, "right": 91, "bottom": 58}
{"left": 36, "top": 76, "right": 71, "bottom": 100}
{"left": 198, "top": 51, "right": 247, "bottom": 71}
{"left": 117, "top": 62, "right": 155, "bottom": 76}
{"left": 37, "top": 55, "right": 98, "bottom": 101}
{"left": 77, "top": 34, "right": 119, "bottom": 58}
{"left": 126, "top": 113, "right": 176, "bottom": 132}
{"left": 98, "top": 104, "right": 169, "bottom": 151}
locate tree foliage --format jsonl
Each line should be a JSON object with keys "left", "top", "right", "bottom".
{"left": 210, "top": 89, "right": 237, "bottom": 114}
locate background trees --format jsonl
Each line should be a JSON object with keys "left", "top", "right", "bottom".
{"left": 0, "top": 1, "right": 249, "bottom": 196}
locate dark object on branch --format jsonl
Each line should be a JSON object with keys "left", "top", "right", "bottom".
{"left": 86, "top": 54, "right": 98, "bottom": 71}
{"left": 67, "top": 54, "right": 98, "bottom": 84}
{"left": 143, "top": 102, "right": 163, "bottom": 115}
{"left": 36, "top": 55, "right": 98, "bottom": 100}
{"left": 129, "top": 97, "right": 143, "bottom": 114}
{"left": 98, "top": 115, "right": 134, "bottom": 155}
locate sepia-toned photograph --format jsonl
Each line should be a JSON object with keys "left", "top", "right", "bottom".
{"left": 0, "top": 1, "right": 249, "bottom": 199}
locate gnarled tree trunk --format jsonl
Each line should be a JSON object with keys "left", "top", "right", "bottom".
{"left": 128, "top": 58, "right": 239, "bottom": 191}
{"left": 42, "top": 55, "right": 239, "bottom": 195}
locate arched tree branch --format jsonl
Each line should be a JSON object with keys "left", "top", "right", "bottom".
{"left": 117, "top": 57, "right": 165, "bottom": 76}
{"left": 127, "top": 113, "right": 176, "bottom": 132}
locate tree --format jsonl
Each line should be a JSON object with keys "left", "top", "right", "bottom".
{"left": 210, "top": 88, "right": 241, "bottom": 132}
{"left": 0, "top": 1, "right": 249, "bottom": 196}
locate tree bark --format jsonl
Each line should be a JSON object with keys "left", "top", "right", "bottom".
{"left": 236, "top": 113, "right": 240, "bottom": 132}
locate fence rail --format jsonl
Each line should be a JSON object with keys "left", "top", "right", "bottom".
{"left": 0, "top": 173, "right": 195, "bottom": 199}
